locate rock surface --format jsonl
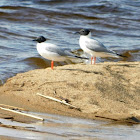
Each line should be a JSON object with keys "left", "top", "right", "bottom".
{"left": 0, "top": 61, "right": 140, "bottom": 123}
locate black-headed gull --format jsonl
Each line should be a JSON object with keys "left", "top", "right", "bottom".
{"left": 33, "top": 36, "right": 88, "bottom": 69}
{"left": 76, "top": 29, "right": 122, "bottom": 64}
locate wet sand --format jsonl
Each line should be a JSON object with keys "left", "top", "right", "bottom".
{"left": 0, "top": 61, "right": 140, "bottom": 124}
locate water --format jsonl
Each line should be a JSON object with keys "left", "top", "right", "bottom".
{"left": 0, "top": 111, "right": 140, "bottom": 140}
{"left": 0, "top": 0, "right": 140, "bottom": 139}
{"left": 0, "top": 0, "right": 140, "bottom": 83}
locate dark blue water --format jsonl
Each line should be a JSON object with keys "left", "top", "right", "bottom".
{"left": 0, "top": 0, "right": 140, "bottom": 83}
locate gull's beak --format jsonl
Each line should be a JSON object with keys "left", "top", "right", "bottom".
{"left": 32, "top": 39, "right": 37, "bottom": 41}
{"left": 74, "top": 31, "right": 80, "bottom": 34}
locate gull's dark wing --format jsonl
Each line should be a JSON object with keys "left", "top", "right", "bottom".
{"left": 85, "top": 39, "right": 115, "bottom": 54}
{"left": 45, "top": 43, "right": 74, "bottom": 57}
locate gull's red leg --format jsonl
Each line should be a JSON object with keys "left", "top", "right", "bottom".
{"left": 94, "top": 57, "right": 96, "bottom": 64}
{"left": 51, "top": 61, "right": 54, "bottom": 70}
{"left": 91, "top": 56, "right": 93, "bottom": 64}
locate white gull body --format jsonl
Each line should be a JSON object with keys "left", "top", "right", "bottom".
{"left": 36, "top": 42, "right": 72, "bottom": 62}
{"left": 79, "top": 32, "right": 120, "bottom": 59}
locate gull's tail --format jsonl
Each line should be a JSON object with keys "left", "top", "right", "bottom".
{"left": 65, "top": 50, "right": 89, "bottom": 60}
{"left": 107, "top": 49, "right": 128, "bottom": 58}
{"left": 74, "top": 55, "right": 89, "bottom": 60}
{"left": 116, "top": 53, "right": 128, "bottom": 58}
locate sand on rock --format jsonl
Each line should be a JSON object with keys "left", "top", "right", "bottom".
{"left": 0, "top": 61, "right": 140, "bottom": 123}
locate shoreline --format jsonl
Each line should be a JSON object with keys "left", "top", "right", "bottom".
{"left": 0, "top": 61, "right": 140, "bottom": 124}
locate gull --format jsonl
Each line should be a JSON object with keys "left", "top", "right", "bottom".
{"left": 76, "top": 29, "right": 122, "bottom": 64}
{"left": 33, "top": 36, "right": 87, "bottom": 69}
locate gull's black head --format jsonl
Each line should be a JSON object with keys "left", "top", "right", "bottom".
{"left": 75, "top": 29, "right": 91, "bottom": 36}
{"left": 33, "top": 36, "right": 46, "bottom": 43}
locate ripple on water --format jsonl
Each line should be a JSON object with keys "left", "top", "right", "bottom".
{"left": 0, "top": 0, "right": 139, "bottom": 82}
